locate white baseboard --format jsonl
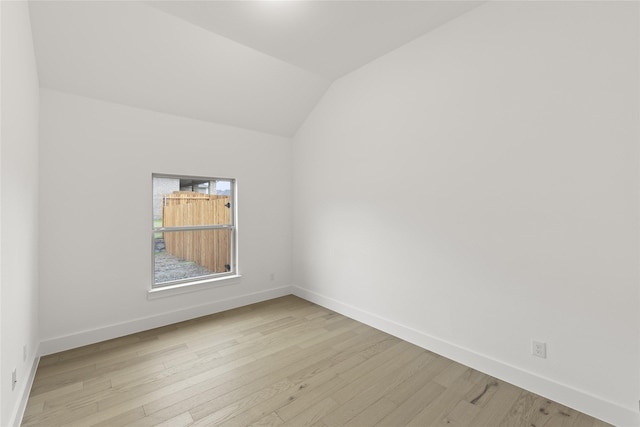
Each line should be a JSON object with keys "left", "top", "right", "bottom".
{"left": 292, "top": 285, "right": 640, "bottom": 427}
{"left": 10, "top": 344, "right": 40, "bottom": 427}
{"left": 40, "top": 285, "right": 293, "bottom": 356}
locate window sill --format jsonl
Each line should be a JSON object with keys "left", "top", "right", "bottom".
{"left": 147, "top": 274, "right": 242, "bottom": 300}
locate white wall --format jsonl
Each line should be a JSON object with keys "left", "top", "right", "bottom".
{"left": 1, "top": 2, "right": 40, "bottom": 425}
{"left": 292, "top": 2, "right": 639, "bottom": 425}
{"left": 38, "top": 89, "right": 292, "bottom": 353}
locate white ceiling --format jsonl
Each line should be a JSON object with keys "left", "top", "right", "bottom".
{"left": 147, "top": 1, "right": 484, "bottom": 80}
{"left": 29, "top": 1, "right": 484, "bottom": 137}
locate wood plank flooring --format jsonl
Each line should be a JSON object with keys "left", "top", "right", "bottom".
{"left": 22, "top": 296, "right": 612, "bottom": 427}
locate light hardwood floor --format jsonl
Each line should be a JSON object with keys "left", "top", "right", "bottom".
{"left": 22, "top": 296, "right": 611, "bottom": 427}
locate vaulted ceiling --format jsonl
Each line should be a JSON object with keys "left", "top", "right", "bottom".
{"left": 29, "top": 1, "right": 484, "bottom": 137}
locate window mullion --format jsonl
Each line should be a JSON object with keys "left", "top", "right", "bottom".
{"left": 155, "top": 224, "right": 234, "bottom": 232}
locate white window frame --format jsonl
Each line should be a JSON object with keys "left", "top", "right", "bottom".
{"left": 149, "top": 173, "right": 239, "bottom": 297}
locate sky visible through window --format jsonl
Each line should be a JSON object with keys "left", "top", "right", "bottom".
{"left": 216, "top": 180, "right": 231, "bottom": 195}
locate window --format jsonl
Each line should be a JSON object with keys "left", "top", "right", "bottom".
{"left": 152, "top": 174, "right": 236, "bottom": 288}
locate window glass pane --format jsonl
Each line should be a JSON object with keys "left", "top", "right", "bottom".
{"left": 154, "top": 229, "right": 233, "bottom": 284}
{"left": 153, "top": 177, "right": 232, "bottom": 227}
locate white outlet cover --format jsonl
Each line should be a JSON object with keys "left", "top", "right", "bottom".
{"left": 532, "top": 340, "right": 547, "bottom": 358}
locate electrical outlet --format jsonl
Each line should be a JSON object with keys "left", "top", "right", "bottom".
{"left": 11, "top": 368, "right": 17, "bottom": 391}
{"left": 269, "top": 273, "right": 275, "bottom": 281}
{"left": 532, "top": 340, "right": 547, "bottom": 359}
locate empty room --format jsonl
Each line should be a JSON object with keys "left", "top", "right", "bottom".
{"left": 2, "top": 0, "right": 639, "bottom": 426}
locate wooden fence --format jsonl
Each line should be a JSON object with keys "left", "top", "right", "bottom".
{"left": 162, "top": 192, "right": 231, "bottom": 273}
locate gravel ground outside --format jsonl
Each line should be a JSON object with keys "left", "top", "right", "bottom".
{"left": 154, "top": 250, "right": 213, "bottom": 284}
